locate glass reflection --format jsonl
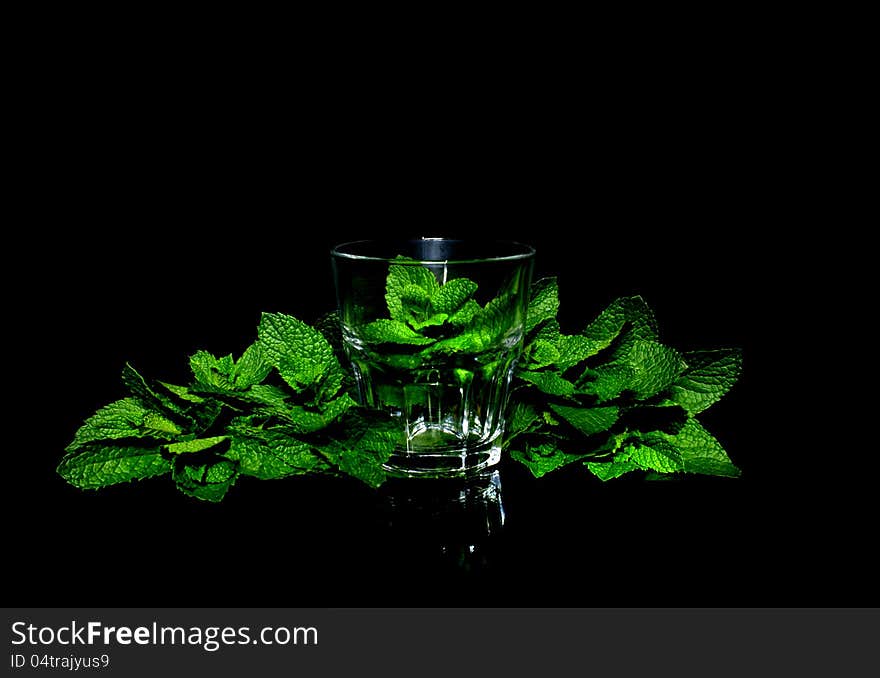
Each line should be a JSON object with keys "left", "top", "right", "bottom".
{"left": 379, "top": 470, "right": 505, "bottom": 572}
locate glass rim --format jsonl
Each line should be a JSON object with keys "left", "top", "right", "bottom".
{"left": 331, "top": 238, "right": 536, "bottom": 264}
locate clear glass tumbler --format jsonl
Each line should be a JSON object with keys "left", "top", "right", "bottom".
{"left": 331, "top": 239, "right": 535, "bottom": 477}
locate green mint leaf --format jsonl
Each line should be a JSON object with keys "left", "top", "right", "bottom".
{"left": 157, "top": 381, "right": 206, "bottom": 404}
{"left": 173, "top": 457, "right": 238, "bottom": 502}
{"left": 143, "top": 412, "right": 183, "bottom": 435}
{"left": 315, "top": 361, "right": 347, "bottom": 403}
{"left": 397, "top": 283, "right": 448, "bottom": 330}
{"left": 585, "top": 457, "right": 639, "bottom": 481}
{"left": 246, "top": 384, "right": 292, "bottom": 410}
{"left": 58, "top": 444, "right": 170, "bottom": 489}
{"left": 408, "top": 312, "right": 449, "bottom": 331}
{"left": 360, "top": 319, "right": 434, "bottom": 345}
{"left": 534, "top": 317, "right": 562, "bottom": 342}
{"left": 122, "top": 363, "right": 187, "bottom": 416}
{"left": 320, "top": 392, "right": 357, "bottom": 421}
{"left": 190, "top": 350, "right": 235, "bottom": 391}
{"left": 617, "top": 296, "right": 659, "bottom": 342}
{"left": 123, "top": 364, "right": 221, "bottom": 436}
{"left": 227, "top": 431, "right": 329, "bottom": 480}
{"left": 400, "top": 283, "right": 432, "bottom": 307}
{"left": 526, "top": 277, "right": 559, "bottom": 335}
{"left": 155, "top": 380, "right": 223, "bottom": 433}
{"left": 447, "top": 299, "right": 481, "bottom": 326}
{"left": 518, "top": 370, "right": 576, "bottom": 396}
{"left": 579, "top": 340, "right": 684, "bottom": 401}
{"left": 318, "top": 412, "right": 398, "bottom": 488}
{"left": 667, "top": 349, "right": 743, "bottom": 414}
{"left": 67, "top": 398, "right": 182, "bottom": 452}
{"left": 554, "top": 334, "right": 605, "bottom": 371}
{"left": 626, "top": 440, "right": 683, "bottom": 473}
{"left": 523, "top": 339, "right": 561, "bottom": 369}
{"left": 580, "top": 295, "right": 658, "bottom": 351}
{"left": 336, "top": 452, "right": 387, "bottom": 488}
{"left": 424, "top": 332, "right": 480, "bottom": 355}
{"left": 548, "top": 403, "right": 620, "bottom": 436}
{"left": 258, "top": 312, "right": 337, "bottom": 389}
{"left": 639, "top": 418, "right": 740, "bottom": 477}
{"left": 431, "top": 278, "right": 478, "bottom": 315}
{"left": 507, "top": 402, "right": 542, "bottom": 437}
{"left": 233, "top": 342, "right": 272, "bottom": 388}
{"left": 509, "top": 441, "right": 582, "bottom": 478}
{"left": 460, "top": 292, "right": 517, "bottom": 352}
{"left": 165, "top": 436, "right": 228, "bottom": 455}
{"left": 617, "top": 340, "right": 685, "bottom": 399}
{"left": 274, "top": 394, "right": 357, "bottom": 434}
{"left": 385, "top": 260, "right": 440, "bottom": 321}
{"left": 577, "top": 364, "right": 635, "bottom": 402}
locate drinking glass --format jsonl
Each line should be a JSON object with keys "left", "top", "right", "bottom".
{"left": 331, "top": 239, "right": 535, "bottom": 477}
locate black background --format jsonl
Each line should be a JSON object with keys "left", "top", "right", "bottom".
{"left": 8, "top": 47, "right": 872, "bottom": 610}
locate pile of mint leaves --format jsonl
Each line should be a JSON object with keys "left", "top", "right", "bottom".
{"left": 58, "top": 273, "right": 741, "bottom": 502}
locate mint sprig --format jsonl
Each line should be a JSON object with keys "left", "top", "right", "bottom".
{"left": 59, "top": 313, "right": 396, "bottom": 501}
{"left": 508, "top": 277, "right": 742, "bottom": 481}
{"left": 59, "top": 270, "right": 742, "bottom": 501}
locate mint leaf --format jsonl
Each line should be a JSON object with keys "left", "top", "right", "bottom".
{"left": 158, "top": 381, "right": 206, "bottom": 404}
{"left": 277, "top": 394, "right": 357, "bottom": 434}
{"left": 153, "top": 381, "right": 222, "bottom": 432}
{"left": 617, "top": 340, "right": 685, "bottom": 399}
{"left": 639, "top": 419, "right": 740, "bottom": 477}
{"left": 579, "top": 341, "right": 683, "bottom": 401}
{"left": 518, "top": 370, "right": 576, "bottom": 396}
{"left": 258, "top": 312, "right": 336, "bottom": 390}
{"left": 461, "top": 292, "right": 517, "bottom": 352}
{"left": 58, "top": 444, "right": 170, "bottom": 489}
{"left": 318, "top": 412, "right": 398, "bottom": 487}
{"left": 360, "top": 319, "right": 434, "bottom": 345}
{"left": 122, "top": 363, "right": 186, "bottom": 416}
{"left": 507, "top": 402, "right": 542, "bottom": 437}
{"left": 67, "top": 398, "right": 182, "bottom": 452}
{"left": 667, "top": 349, "right": 743, "bottom": 414}
{"left": 385, "top": 260, "right": 440, "bottom": 322}
{"left": 400, "top": 283, "right": 432, "bottom": 307}
{"left": 431, "top": 278, "right": 478, "bottom": 315}
{"left": 227, "top": 430, "right": 328, "bottom": 480}
{"left": 581, "top": 295, "right": 658, "bottom": 349}
{"left": 246, "top": 384, "right": 291, "bottom": 410}
{"left": 233, "top": 342, "right": 272, "bottom": 388}
{"left": 275, "top": 406, "right": 327, "bottom": 434}
{"left": 626, "top": 440, "right": 683, "bottom": 473}
{"left": 554, "top": 334, "right": 605, "bottom": 371}
{"left": 320, "top": 393, "right": 358, "bottom": 422}
{"left": 448, "top": 299, "right": 481, "bottom": 326}
{"left": 122, "top": 364, "right": 223, "bottom": 436}
{"left": 577, "top": 364, "right": 635, "bottom": 402}
{"left": 143, "top": 412, "right": 184, "bottom": 435}
{"left": 165, "top": 436, "right": 228, "bottom": 455}
{"left": 548, "top": 404, "right": 620, "bottom": 436}
{"left": 190, "top": 350, "right": 235, "bottom": 391}
{"left": 523, "top": 339, "right": 561, "bottom": 369}
{"left": 173, "top": 457, "right": 238, "bottom": 502}
{"left": 585, "top": 457, "right": 639, "bottom": 481}
{"left": 509, "top": 442, "right": 582, "bottom": 478}
{"left": 526, "top": 277, "right": 559, "bottom": 334}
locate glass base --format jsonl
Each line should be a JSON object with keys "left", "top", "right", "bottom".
{"left": 382, "top": 433, "right": 502, "bottom": 479}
